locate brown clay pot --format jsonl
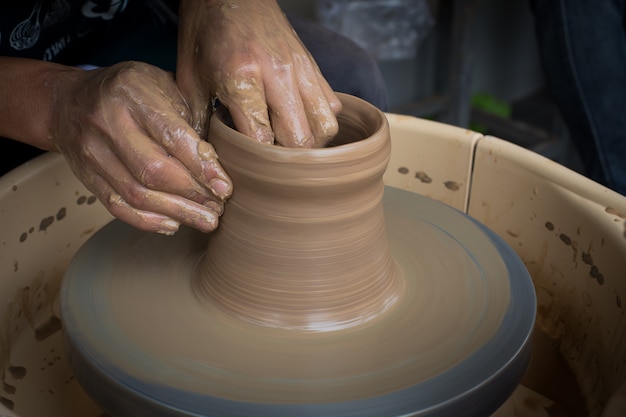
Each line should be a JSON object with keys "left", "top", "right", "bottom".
{"left": 194, "top": 94, "right": 402, "bottom": 331}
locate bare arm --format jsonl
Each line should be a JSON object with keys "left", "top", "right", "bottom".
{"left": 0, "top": 57, "right": 68, "bottom": 150}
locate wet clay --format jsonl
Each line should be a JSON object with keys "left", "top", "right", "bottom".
{"left": 60, "top": 94, "right": 536, "bottom": 416}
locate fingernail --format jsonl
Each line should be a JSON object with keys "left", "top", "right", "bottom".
{"left": 209, "top": 178, "right": 232, "bottom": 199}
{"left": 203, "top": 199, "right": 224, "bottom": 216}
{"left": 198, "top": 210, "right": 219, "bottom": 232}
{"left": 157, "top": 219, "right": 180, "bottom": 235}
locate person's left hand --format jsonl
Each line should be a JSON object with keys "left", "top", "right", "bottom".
{"left": 49, "top": 61, "right": 232, "bottom": 235}
{"left": 175, "top": 0, "right": 342, "bottom": 148}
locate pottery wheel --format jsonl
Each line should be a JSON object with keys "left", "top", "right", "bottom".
{"left": 60, "top": 186, "right": 535, "bottom": 417}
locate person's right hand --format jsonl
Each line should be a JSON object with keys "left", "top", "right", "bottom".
{"left": 49, "top": 61, "right": 232, "bottom": 235}
{"left": 175, "top": 0, "right": 342, "bottom": 148}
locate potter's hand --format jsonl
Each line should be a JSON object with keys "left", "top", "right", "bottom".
{"left": 50, "top": 61, "right": 232, "bottom": 234}
{"left": 176, "top": 0, "right": 342, "bottom": 148}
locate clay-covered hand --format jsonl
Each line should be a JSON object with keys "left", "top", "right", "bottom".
{"left": 50, "top": 61, "right": 232, "bottom": 235}
{"left": 176, "top": 0, "right": 342, "bottom": 148}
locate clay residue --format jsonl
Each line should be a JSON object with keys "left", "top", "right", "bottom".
{"left": 522, "top": 330, "right": 587, "bottom": 417}
{"left": 559, "top": 233, "right": 572, "bottom": 246}
{"left": 606, "top": 206, "right": 626, "bottom": 219}
{"left": 40, "top": 348, "right": 63, "bottom": 371}
{"left": 39, "top": 216, "right": 54, "bottom": 232}
{"left": 0, "top": 396, "right": 14, "bottom": 409}
{"left": 444, "top": 180, "right": 460, "bottom": 191}
{"left": 397, "top": 166, "right": 409, "bottom": 174}
{"left": 545, "top": 221, "right": 555, "bottom": 231}
{"left": 35, "top": 316, "right": 62, "bottom": 341}
{"left": 589, "top": 265, "right": 605, "bottom": 285}
{"left": 7, "top": 365, "right": 26, "bottom": 380}
{"left": 56, "top": 207, "right": 67, "bottom": 221}
{"left": 80, "top": 227, "right": 96, "bottom": 238}
{"left": 2, "top": 381, "right": 16, "bottom": 395}
{"left": 415, "top": 171, "right": 432, "bottom": 184}
{"left": 19, "top": 232, "right": 27, "bottom": 243}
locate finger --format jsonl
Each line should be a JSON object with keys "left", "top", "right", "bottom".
{"left": 216, "top": 70, "right": 275, "bottom": 145}
{"left": 131, "top": 106, "right": 233, "bottom": 201}
{"left": 86, "top": 172, "right": 181, "bottom": 235}
{"left": 174, "top": 58, "right": 211, "bottom": 137}
{"left": 263, "top": 65, "right": 316, "bottom": 148}
{"left": 299, "top": 77, "right": 340, "bottom": 147}
{"left": 97, "top": 151, "right": 222, "bottom": 233}
{"left": 290, "top": 55, "right": 341, "bottom": 147}
{"left": 315, "top": 69, "right": 343, "bottom": 116}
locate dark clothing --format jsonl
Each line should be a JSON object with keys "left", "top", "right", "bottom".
{"left": 0, "top": 0, "right": 171, "bottom": 64}
{"left": 530, "top": 0, "right": 626, "bottom": 195}
{"left": 1, "top": 0, "right": 177, "bottom": 175}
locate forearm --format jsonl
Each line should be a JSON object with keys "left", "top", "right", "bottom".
{"left": 0, "top": 57, "right": 81, "bottom": 151}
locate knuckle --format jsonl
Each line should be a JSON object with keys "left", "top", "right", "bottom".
{"left": 138, "top": 159, "right": 169, "bottom": 188}
{"left": 232, "top": 60, "right": 262, "bottom": 78}
{"left": 105, "top": 193, "right": 128, "bottom": 216}
{"left": 123, "top": 182, "right": 151, "bottom": 208}
{"left": 159, "top": 123, "right": 190, "bottom": 150}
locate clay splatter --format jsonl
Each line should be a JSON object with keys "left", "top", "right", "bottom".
{"left": 11, "top": 185, "right": 17, "bottom": 191}
{"left": 581, "top": 252, "right": 593, "bottom": 265}
{"left": 545, "top": 221, "right": 555, "bottom": 231}
{"left": 39, "top": 216, "right": 54, "bottom": 232}
{"left": 19, "top": 232, "right": 27, "bottom": 243}
{"left": 35, "top": 316, "right": 62, "bottom": 341}
{"left": 606, "top": 206, "right": 626, "bottom": 219}
{"left": 444, "top": 181, "right": 460, "bottom": 191}
{"left": 589, "top": 266, "right": 605, "bottom": 285}
{"left": 559, "top": 233, "right": 572, "bottom": 246}
{"left": 77, "top": 195, "right": 87, "bottom": 205}
{"left": 506, "top": 230, "right": 519, "bottom": 238}
{"left": 397, "top": 167, "right": 409, "bottom": 174}
{"left": 415, "top": 171, "right": 432, "bottom": 184}
{"left": 0, "top": 396, "right": 14, "bottom": 409}
{"left": 7, "top": 366, "right": 26, "bottom": 380}
{"left": 2, "top": 382, "right": 15, "bottom": 395}
{"left": 56, "top": 207, "right": 66, "bottom": 221}
{"left": 87, "top": 195, "right": 97, "bottom": 204}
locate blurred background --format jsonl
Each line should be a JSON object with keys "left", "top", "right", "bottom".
{"left": 279, "top": 0, "right": 584, "bottom": 175}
